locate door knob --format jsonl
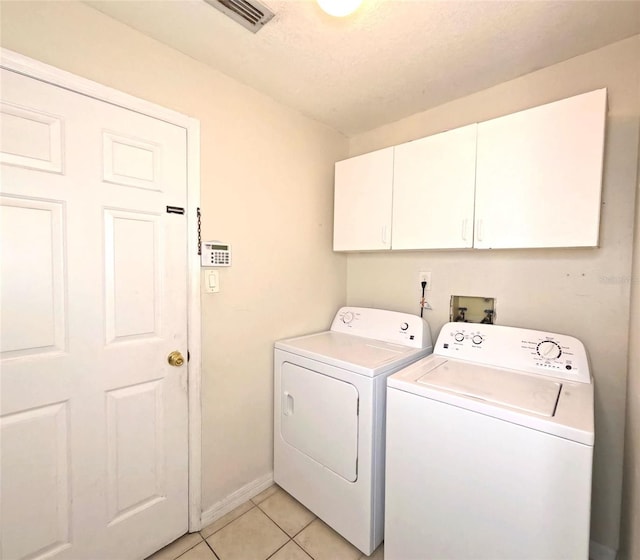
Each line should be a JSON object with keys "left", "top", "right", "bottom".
{"left": 167, "top": 351, "right": 185, "bottom": 367}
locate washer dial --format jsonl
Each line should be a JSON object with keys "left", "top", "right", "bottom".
{"left": 342, "top": 311, "right": 354, "bottom": 324}
{"left": 400, "top": 322, "right": 409, "bottom": 331}
{"left": 537, "top": 340, "right": 562, "bottom": 360}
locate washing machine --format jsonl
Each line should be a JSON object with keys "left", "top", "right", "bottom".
{"left": 385, "top": 322, "right": 594, "bottom": 560}
{"left": 274, "top": 307, "right": 433, "bottom": 555}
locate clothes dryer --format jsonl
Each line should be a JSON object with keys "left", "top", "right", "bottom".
{"left": 274, "top": 307, "right": 433, "bottom": 555}
{"left": 385, "top": 322, "right": 594, "bottom": 560}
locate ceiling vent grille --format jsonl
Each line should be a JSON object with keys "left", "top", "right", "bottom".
{"left": 204, "top": 0, "right": 275, "bottom": 33}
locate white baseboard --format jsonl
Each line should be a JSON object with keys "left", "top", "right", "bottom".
{"left": 200, "top": 472, "right": 275, "bottom": 528}
{"left": 590, "top": 540, "right": 617, "bottom": 560}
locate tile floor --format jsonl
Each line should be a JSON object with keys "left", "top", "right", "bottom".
{"left": 147, "top": 485, "right": 384, "bottom": 560}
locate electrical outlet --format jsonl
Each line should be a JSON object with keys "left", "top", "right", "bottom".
{"left": 419, "top": 271, "right": 432, "bottom": 291}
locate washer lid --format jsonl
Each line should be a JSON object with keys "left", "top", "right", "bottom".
{"left": 388, "top": 354, "right": 594, "bottom": 445}
{"left": 417, "top": 360, "right": 561, "bottom": 417}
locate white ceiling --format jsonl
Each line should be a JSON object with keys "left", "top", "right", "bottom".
{"left": 86, "top": 0, "right": 640, "bottom": 135}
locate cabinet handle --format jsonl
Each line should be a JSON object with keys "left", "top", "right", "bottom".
{"left": 476, "top": 219, "right": 484, "bottom": 242}
{"left": 381, "top": 225, "right": 388, "bottom": 245}
{"left": 462, "top": 219, "right": 468, "bottom": 241}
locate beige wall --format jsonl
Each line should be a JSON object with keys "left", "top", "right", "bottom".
{"left": 621, "top": 133, "right": 640, "bottom": 557}
{"left": 346, "top": 36, "right": 640, "bottom": 553}
{"left": 3, "top": 1, "right": 639, "bottom": 552}
{"left": 0, "top": 1, "right": 348, "bottom": 512}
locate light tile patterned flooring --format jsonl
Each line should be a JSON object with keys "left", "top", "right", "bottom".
{"left": 147, "top": 485, "right": 384, "bottom": 560}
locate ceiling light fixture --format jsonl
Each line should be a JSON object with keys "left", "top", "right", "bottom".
{"left": 316, "top": 0, "right": 362, "bottom": 17}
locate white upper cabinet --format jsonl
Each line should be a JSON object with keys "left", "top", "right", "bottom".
{"left": 474, "top": 89, "right": 607, "bottom": 249}
{"left": 392, "top": 124, "right": 477, "bottom": 249}
{"left": 334, "top": 146, "right": 394, "bottom": 251}
{"left": 333, "top": 89, "right": 607, "bottom": 252}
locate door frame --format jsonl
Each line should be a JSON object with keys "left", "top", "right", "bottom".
{"left": 0, "top": 48, "right": 203, "bottom": 531}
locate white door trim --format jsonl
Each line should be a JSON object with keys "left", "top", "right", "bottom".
{"left": 0, "top": 48, "right": 203, "bottom": 532}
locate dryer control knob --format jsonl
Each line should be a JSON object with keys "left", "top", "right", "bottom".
{"left": 472, "top": 335, "right": 484, "bottom": 345}
{"left": 342, "top": 311, "right": 354, "bottom": 324}
{"left": 454, "top": 332, "right": 465, "bottom": 342}
{"left": 400, "top": 322, "right": 409, "bottom": 331}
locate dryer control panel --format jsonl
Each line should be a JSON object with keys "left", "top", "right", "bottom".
{"left": 436, "top": 322, "right": 591, "bottom": 383}
{"left": 331, "top": 307, "right": 433, "bottom": 350}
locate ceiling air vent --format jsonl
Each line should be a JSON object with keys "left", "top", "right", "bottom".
{"left": 204, "top": 0, "right": 275, "bottom": 33}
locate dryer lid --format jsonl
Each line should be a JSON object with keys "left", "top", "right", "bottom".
{"left": 417, "top": 360, "right": 562, "bottom": 417}
{"left": 276, "top": 331, "right": 427, "bottom": 376}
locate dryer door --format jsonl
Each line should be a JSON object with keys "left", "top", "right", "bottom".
{"left": 281, "top": 362, "right": 359, "bottom": 482}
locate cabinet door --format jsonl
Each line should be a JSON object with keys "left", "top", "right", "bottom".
{"left": 474, "top": 89, "right": 607, "bottom": 249}
{"left": 334, "top": 147, "right": 393, "bottom": 251}
{"left": 392, "top": 124, "right": 477, "bottom": 249}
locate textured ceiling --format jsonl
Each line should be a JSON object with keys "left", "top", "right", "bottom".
{"left": 86, "top": 0, "right": 640, "bottom": 135}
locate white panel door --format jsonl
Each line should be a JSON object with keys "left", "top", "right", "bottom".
{"left": 280, "top": 362, "right": 359, "bottom": 482}
{"left": 392, "top": 124, "right": 477, "bottom": 249}
{"left": 474, "top": 89, "right": 607, "bottom": 249}
{"left": 0, "top": 68, "right": 189, "bottom": 560}
{"left": 333, "top": 147, "right": 394, "bottom": 251}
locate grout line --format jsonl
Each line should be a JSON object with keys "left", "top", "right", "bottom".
{"left": 259, "top": 512, "right": 317, "bottom": 559}
{"left": 254, "top": 490, "right": 318, "bottom": 540}
{"left": 199, "top": 492, "right": 327, "bottom": 560}
{"left": 202, "top": 538, "right": 220, "bottom": 560}
{"left": 292, "top": 516, "right": 317, "bottom": 539}
{"left": 253, "top": 500, "right": 316, "bottom": 541}
{"left": 252, "top": 506, "right": 292, "bottom": 539}
{"left": 264, "top": 538, "right": 292, "bottom": 560}
{"left": 169, "top": 535, "right": 205, "bottom": 560}
{"left": 248, "top": 499, "right": 318, "bottom": 557}
{"left": 200, "top": 503, "right": 257, "bottom": 539}
{"left": 251, "top": 484, "right": 280, "bottom": 506}
{"left": 265, "top": 539, "right": 314, "bottom": 560}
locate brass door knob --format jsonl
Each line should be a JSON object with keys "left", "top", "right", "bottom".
{"left": 168, "top": 351, "right": 185, "bottom": 367}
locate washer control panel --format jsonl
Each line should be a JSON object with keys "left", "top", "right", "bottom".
{"left": 437, "top": 322, "right": 590, "bottom": 383}
{"left": 331, "top": 307, "right": 433, "bottom": 350}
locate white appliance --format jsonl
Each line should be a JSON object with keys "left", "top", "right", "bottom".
{"left": 385, "top": 322, "right": 594, "bottom": 560}
{"left": 274, "top": 307, "right": 433, "bottom": 555}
